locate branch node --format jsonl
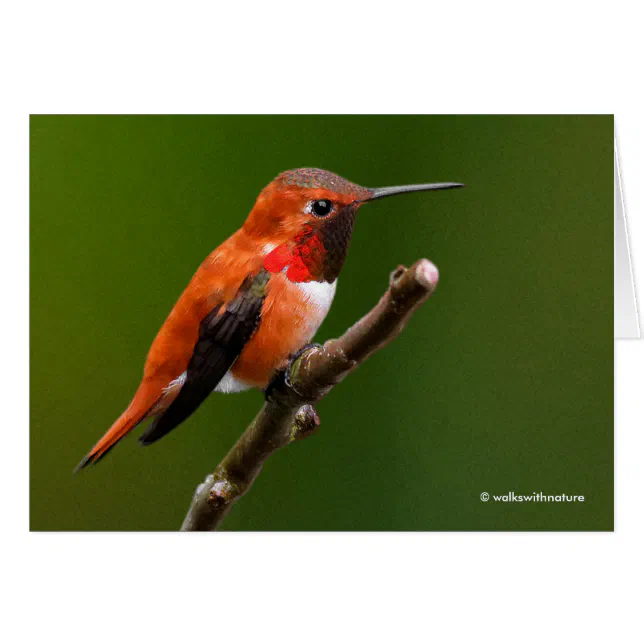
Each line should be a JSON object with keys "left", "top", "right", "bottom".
{"left": 207, "top": 476, "right": 239, "bottom": 508}
{"left": 290, "top": 404, "right": 321, "bottom": 442}
{"left": 390, "top": 264, "right": 407, "bottom": 285}
{"left": 195, "top": 473, "right": 215, "bottom": 499}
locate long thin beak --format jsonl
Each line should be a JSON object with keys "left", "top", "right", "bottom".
{"left": 363, "top": 182, "right": 464, "bottom": 202}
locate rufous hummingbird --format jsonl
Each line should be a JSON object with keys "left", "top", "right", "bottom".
{"left": 76, "top": 168, "right": 463, "bottom": 470}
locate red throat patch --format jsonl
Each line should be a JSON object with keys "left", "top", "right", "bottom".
{"left": 264, "top": 226, "right": 327, "bottom": 283}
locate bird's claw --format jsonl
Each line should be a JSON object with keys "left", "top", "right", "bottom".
{"left": 285, "top": 343, "right": 323, "bottom": 389}
{"left": 264, "top": 343, "right": 323, "bottom": 400}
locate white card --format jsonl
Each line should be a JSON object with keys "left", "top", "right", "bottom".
{"left": 614, "top": 137, "right": 640, "bottom": 338}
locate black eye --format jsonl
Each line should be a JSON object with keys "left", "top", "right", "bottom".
{"left": 311, "top": 200, "right": 333, "bottom": 217}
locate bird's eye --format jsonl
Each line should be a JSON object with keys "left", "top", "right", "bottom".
{"left": 311, "top": 200, "right": 333, "bottom": 217}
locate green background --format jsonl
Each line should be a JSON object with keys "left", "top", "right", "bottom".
{"left": 30, "top": 115, "right": 614, "bottom": 531}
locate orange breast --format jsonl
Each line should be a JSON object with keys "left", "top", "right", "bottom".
{"left": 232, "top": 273, "right": 335, "bottom": 387}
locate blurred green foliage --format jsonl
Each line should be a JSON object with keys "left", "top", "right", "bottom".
{"left": 30, "top": 116, "right": 613, "bottom": 530}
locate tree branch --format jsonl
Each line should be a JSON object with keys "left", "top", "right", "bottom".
{"left": 181, "top": 258, "right": 440, "bottom": 531}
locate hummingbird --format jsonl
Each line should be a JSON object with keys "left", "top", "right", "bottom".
{"left": 76, "top": 168, "right": 463, "bottom": 470}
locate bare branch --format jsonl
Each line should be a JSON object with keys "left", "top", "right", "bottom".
{"left": 181, "top": 259, "right": 439, "bottom": 531}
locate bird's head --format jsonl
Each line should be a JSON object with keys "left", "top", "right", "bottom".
{"left": 244, "top": 168, "right": 463, "bottom": 283}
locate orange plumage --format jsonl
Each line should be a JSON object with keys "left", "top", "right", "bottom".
{"left": 77, "top": 168, "right": 463, "bottom": 469}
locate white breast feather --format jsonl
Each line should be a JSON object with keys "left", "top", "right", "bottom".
{"left": 214, "top": 370, "right": 254, "bottom": 393}
{"left": 296, "top": 279, "right": 337, "bottom": 315}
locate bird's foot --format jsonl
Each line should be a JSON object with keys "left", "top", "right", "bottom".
{"left": 285, "top": 343, "right": 323, "bottom": 389}
{"left": 263, "top": 343, "right": 323, "bottom": 400}
{"left": 264, "top": 368, "right": 288, "bottom": 401}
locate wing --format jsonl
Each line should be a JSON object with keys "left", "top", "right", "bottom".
{"left": 138, "top": 269, "right": 270, "bottom": 445}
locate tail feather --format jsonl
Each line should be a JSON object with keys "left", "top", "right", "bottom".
{"left": 74, "top": 381, "right": 163, "bottom": 472}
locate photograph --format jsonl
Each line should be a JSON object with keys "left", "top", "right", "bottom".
{"left": 9, "top": 3, "right": 644, "bottom": 640}
{"left": 30, "top": 115, "right": 614, "bottom": 531}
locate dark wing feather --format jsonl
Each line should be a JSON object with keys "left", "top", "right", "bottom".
{"left": 139, "top": 270, "right": 269, "bottom": 445}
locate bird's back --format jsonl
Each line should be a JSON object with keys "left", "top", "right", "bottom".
{"left": 76, "top": 231, "right": 263, "bottom": 467}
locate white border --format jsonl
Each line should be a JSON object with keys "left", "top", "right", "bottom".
{"left": 3, "top": 2, "right": 644, "bottom": 642}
